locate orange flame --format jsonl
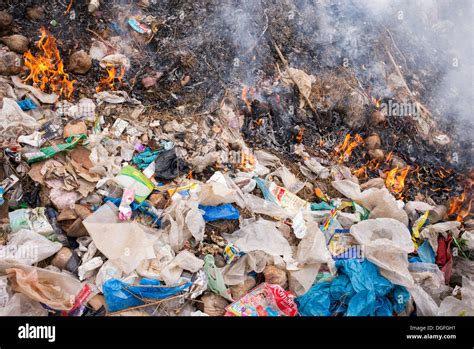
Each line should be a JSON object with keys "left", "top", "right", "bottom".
{"left": 239, "top": 150, "right": 256, "bottom": 171}
{"left": 95, "top": 64, "right": 126, "bottom": 93}
{"left": 242, "top": 86, "right": 253, "bottom": 112}
{"left": 448, "top": 186, "right": 473, "bottom": 222}
{"left": 23, "top": 27, "right": 76, "bottom": 99}
{"left": 335, "top": 134, "right": 364, "bottom": 162}
{"left": 385, "top": 167, "right": 410, "bottom": 199}
{"left": 293, "top": 128, "right": 304, "bottom": 144}
{"left": 353, "top": 159, "right": 380, "bottom": 178}
{"left": 371, "top": 96, "right": 382, "bottom": 108}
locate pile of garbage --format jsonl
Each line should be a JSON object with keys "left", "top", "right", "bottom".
{"left": 0, "top": 72, "right": 472, "bottom": 316}
{"left": 0, "top": 3, "right": 473, "bottom": 317}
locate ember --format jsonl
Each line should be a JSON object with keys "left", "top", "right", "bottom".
{"left": 23, "top": 27, "right": 75, "bottom": 99}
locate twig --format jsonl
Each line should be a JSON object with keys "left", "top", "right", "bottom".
{"left": 64, "top": 0, "right": 74, "bottom": 15}
{"left": 273, "top": 43, "right": 318, "bottom": 116}
{"left": 244, "top": 9, "right": 269, "bottom": 55}
{"left": 382, "top": 25, "right": 407, "bottom": 69}
{"left": 384, "top": 46, "right": 432, "bottom": 118}
{"left": 86, "top": 28, "right": 115, "bottom": 51}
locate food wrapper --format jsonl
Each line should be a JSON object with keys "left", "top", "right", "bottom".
{"left": 115, "top": 165, "right": 154, "bottom": 203}
{"left": 223, "top": 243, "right": 243, "bottom": 264}
{"left": 225, "top": 283, "right": 298, "bottom": 317}
{"left": 328, "top": 229, "right": 362, "bottom": 260}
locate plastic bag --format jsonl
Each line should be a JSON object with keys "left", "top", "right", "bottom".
{"left": 203, "top": 255, "right": 232, "bottom": 300}
{"left": 222, "top": 219, "right": 292, "bottom": 260}
{"left": 95, "top": 260, "right": 123, "bottom": 292}
{"left": 200, "top": 204, "right": 240, "bottom": 222}
{"left": 350, "top": 218, "right": 414, "bottom": 288}
{"left": 0, "top": 293, "right": 48, "bottom": 316}
{"left": 103, "top": 278, "right": 192, "bottom": 313}
{"left": 83, "top": 202, "right": 156, "bottom": 274}
{"left": 242, "top": 193, "right": 291, "bottom": 219}
{"left": 160, "top": 250, "right": 204, "bottom": 286}
{"left": 0, "top": 97, "right": 39, "bottom": 144}
{"left": 296, "top": 260, "right": 406, "bottom": 316}
{"left": 154, "top": 148, "right": 189, "bottom": 180}
{"left": 9, "top": 207, "right": 54, "bottom": 236}
{"left": 268, "top": 166, "right": 305, "bottom": 194}
{"left": 185, "top": 201, "right": 206, "bottom": 242}
{"left": 222, "top": 251, "right": 267, "bottom": 286}
{"left": 296, "top": 222, "right": 334, "bottom": 266}
{"left": 407, "top": 284, "right": 439, "bottom": 316}
{"left": 332, "top": 180, "right": 409, "bottom": 226}
{"left": 437, "top": 297, "right": 474, "bottom": 316}
{"left": 288, "top": 264, "right": 322, "bottom": 297}
{"left": 6, "top": 265, "right": 82, "bottom": 311}
{"left": 2, "top": 229, "right": 62, "bottom": 265}
{"left": 198, "top": 182, "right": 238, "bottom": 206}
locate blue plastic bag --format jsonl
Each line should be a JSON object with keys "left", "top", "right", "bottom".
{"left": 374, "top": 296, "right": 393, "bottom": 316}
{"left": 296, "top": 281, "right": 333, "bottom": 316}
{"left": 392, "top": 285, "right": 410, "bottom": 313}
{"left": 103, "top": 278, "right": 192, "bottom": 312}
{"left": 103, "top": 197, "right": 161, "bottom": 226}
{"left": 417, "top": 240, "right": 436, "bottom": 264}
{"left": 297, "top": 259, "right": 408, "bottom": 317}
{"left": 347, "top": 289, "right": 376, "bottom": 316}
{"left": 336, "top": 259, "right": 393, "bottom": 297}
{"left": 132, "top": 148, "right": 160, "bottom": 170}
{"left": 199, "top": 204, "right": 240, "bottom": 222}
{"left": 17, "top": 99, "right": 37, "bottom": 111}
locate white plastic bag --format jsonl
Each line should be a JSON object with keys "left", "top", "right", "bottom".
{"left": 332, "top": 180, "right": 409, "bottom": 225}
{"left": 185, "top": 201, "right": 206, "bottom": 242}
{"left": 222, "top": 251, "right": 267, "bottom": 286}
{"left": 83, "top": 202, "right": 156, "bottom": 274}
{"left": 2, "top": 229, "right": 62, "bottom": 265}
{"left": 160, "top": 250, "right": 204, "bottom": 286}
{"left": 222, "top": 219, "right": 292, "bottom": 260}
{"left": 0, "top": 293, "right": 48, "bottom": 316}
{"left": 351, "top": 218, "right": 415, "bottom": 287}
{"left": 408, "top": 285, "right": 439, "bottom": 316}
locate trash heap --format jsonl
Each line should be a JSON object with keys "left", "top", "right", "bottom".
{"left": 0, "top": 4, "right": 473, "bottom": 317}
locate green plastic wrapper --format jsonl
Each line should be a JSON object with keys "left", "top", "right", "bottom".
{"left": 25, "top": 134, "right": 87, "bottom": 164}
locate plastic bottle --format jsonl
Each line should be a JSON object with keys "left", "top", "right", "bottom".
{"left": 46, "top": 208, "right": 69, "bottom": 246}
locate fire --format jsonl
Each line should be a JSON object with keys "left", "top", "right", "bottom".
{"left": 242, "top": 86, "right": 253, "bottom": 112}
{"left": 23, "top": 27, "right": 76, "bottom": 99}
{"left": 293, "top": 127, "right": 304, "bottom": 144}
{"left": 335, "top": 134, "right": 364, "bottom": 162}
{"left": 371, "top": 96, "right": 382, "bottom": 109}
{"left": 239, "top": 150, "right": 255, "bottom": 171}
{"left": 353, "top": 159, "right": 380, "bottom": 178}
{"left": 95, "top": 64, "right": 126, "bottom": 93}
{"left": 448, "top": 187, "right": 473, "bottom": 222}
{"left": 385, "top": 166, "right": 410, "bottom": 199}
{"left": 353, "top": 166, "right": 367, "bottom": 178}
